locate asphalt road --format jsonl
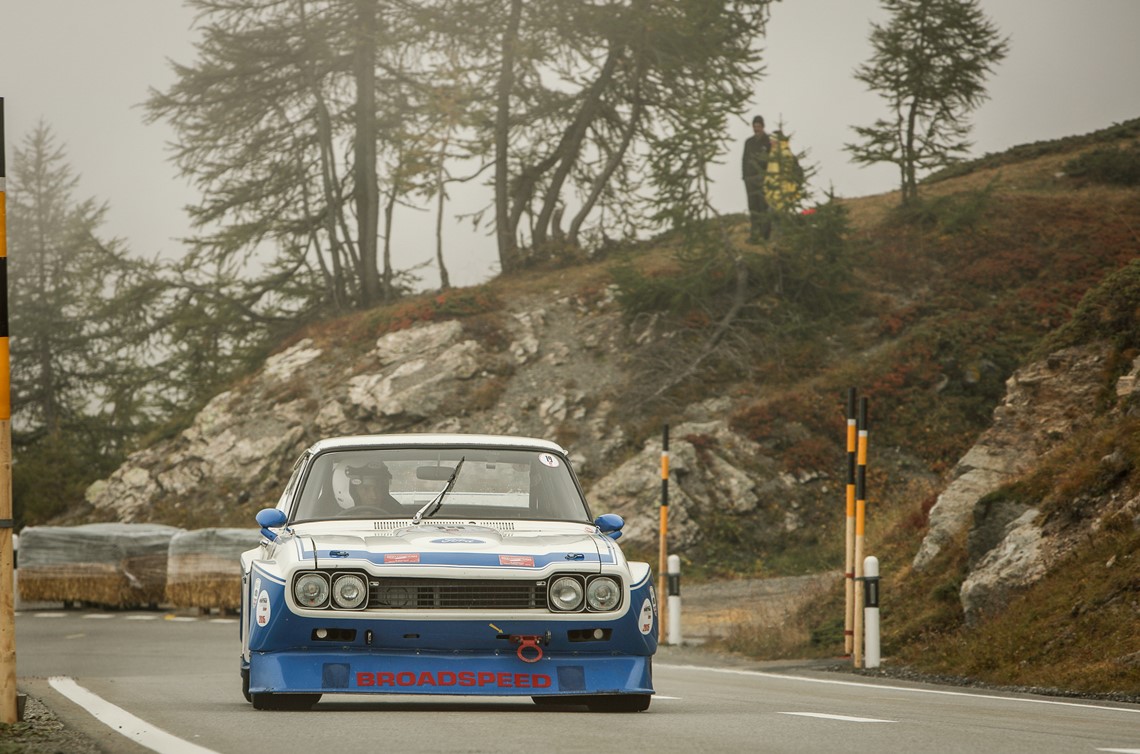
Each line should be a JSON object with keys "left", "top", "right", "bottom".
{"left": 14, "top": 607, "right": 1140, "bottom": 754}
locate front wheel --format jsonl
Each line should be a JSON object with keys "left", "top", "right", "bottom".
{"left": 250, "top": 692, "right": 321, "bottom": 711}
{"left": 241, "top": 668, "right": 251, "bottom": 703}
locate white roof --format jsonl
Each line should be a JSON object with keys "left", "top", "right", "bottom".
{"left": 306, "top": 433, "right": 566, "bottom": 455}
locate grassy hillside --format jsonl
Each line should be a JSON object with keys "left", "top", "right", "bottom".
{"left": 700, "top": 118, "right": 1140, "bottom": 695}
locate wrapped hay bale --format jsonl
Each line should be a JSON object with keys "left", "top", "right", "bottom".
{"left": 165, "top": 528, "right": 260, "bottom": 611}
{"left": 18, "top": 523, "right": 184, "bottom": 608}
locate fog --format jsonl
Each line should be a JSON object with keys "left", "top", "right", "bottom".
{"left": 2, "top": 0, "right": 1138, "bottom": 288}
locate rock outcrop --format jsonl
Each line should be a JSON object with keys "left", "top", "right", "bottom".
{"left": 912, "top": 344, "right": 1136, "bottom": 621}
{"left": 84, "top": 287, "right": 677, "bottom": 522}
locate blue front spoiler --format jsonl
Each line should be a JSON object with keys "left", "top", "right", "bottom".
{"left": 249, "top": 650, "right": 652, "bottom": 697}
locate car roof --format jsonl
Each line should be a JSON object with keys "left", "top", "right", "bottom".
{"left": 306, "top": 433, "right": 567, "bottom": 455}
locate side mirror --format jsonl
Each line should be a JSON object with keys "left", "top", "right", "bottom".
{"left": 256, "top": 508, "right": 288, "bottom": 542}
{"left": 594, "top": 513, "right": 624, "bottom": 540}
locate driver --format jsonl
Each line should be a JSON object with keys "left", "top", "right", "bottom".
{"left": 331, "top": 461, "right": 402, "bottom": 515}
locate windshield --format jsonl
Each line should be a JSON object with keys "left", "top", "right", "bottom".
{"left": 289, "top": 446, "right": 591, "bottom": 523}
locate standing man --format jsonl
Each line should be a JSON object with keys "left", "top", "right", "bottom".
{"left": 742, "top": 115, "right": 771, "bottom": 243}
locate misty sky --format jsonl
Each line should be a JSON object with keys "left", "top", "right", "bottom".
{"left": 2, "top": 0, "right": 1139, "bottom": 289}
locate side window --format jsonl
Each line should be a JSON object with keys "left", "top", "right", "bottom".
{"left": 277, "top": 453, "right": 309, "bottom": 516}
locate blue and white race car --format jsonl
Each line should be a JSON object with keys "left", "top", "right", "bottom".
{"left": 241, "top": 434, "right": 657, "bottom": 711}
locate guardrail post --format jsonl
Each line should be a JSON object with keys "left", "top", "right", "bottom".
{"left": 658, "top": 424, "right": 669, "bottom": 640}
{"left": 844, "top": 388, "right": 856, "bottom": 656}
{"left": 666, "top": 554, "right": 681, "bottom": 645}
{"left": 853, "top": 397, "right": 869, "bottom": 668}
{"left": 0, "top": 96, "right": 18, "bottom": 724}
{"left": 863, "top": 556, "right": 880, "bottom": 669}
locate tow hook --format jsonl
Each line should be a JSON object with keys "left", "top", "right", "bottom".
{"left": 509, "top": 633, "right": 549, "bottom": 663}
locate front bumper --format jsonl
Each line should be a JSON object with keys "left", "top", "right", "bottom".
{"left": 249, "top": 649, "right": 652, "bottom": 697}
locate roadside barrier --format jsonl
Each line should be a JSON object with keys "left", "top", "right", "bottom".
{"left": 853, "top": 396, "right": 869, "bottom": 668}
{"left": 658, "top": 424, "right": 669, "bottom": 640}
{"left": 666, "top": 554, "right": 682, "bottom": 646}
{"left": 862, "top": 556, "right": 881, "bottom": 669}
{"left": 844, "top": 389, "right": 857, "bottom": 656}
{"left": 843, "top": 391, "right": 874, "bottom": 668}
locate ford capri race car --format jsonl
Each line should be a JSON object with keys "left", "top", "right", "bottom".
{"left": 241, "top": 434, "right": 658, "bottom": 711}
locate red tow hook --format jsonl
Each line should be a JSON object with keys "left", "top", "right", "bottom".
{"left": 510, "top": 634, "right": 544, "bottom": 663}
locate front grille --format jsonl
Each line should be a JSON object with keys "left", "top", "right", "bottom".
{"left": 368, "top": 578, "right": 547, "bottom": 610}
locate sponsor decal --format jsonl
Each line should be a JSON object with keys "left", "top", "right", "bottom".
{"left": 431, "top": 538, "right": 484, "bottom": 544}
{"left": 499, "top": 554, "right": 535, "bottom": 567}
{"left": 256, "top": 589, "right": 272, "bottom": 627}
{"left": 539, "top": 453, "right": 560, "bottom": 468}
{"left": 355, "top": 670, "right": 552, "bottom": 689}
{"left": 638, "top": 597, "right": 654, "bottom": 635}
{"left": 384, "top": 553, "right": 421, "bottom": 564}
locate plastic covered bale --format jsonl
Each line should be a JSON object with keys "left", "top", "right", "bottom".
{"left": 17, "top": 523, "right": 184, "bottom": 608}
{"left": 165, "top": 528, "right": 260, "bottom": 611}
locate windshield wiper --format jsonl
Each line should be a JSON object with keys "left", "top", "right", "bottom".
{"left": 411, "top": 457, "right": 465, "bottom": 525}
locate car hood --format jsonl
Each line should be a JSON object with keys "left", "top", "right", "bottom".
{"left": 294, "top": 522, "right": 617, "bottom": 572}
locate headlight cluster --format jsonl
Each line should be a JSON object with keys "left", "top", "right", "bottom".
{"left": 547, "top": 575, "right": 622, "bottom": 612}
{"left": 292, "top": 571, "right": 369, "bottom": 610}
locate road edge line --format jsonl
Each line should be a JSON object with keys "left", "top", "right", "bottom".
{"left": 48, "top": 676, "right": 220, "bottom": 754}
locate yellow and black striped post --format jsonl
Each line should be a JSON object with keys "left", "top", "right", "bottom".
{"left": 844, "top": 388, "right": 857, "bottom": 657}
{"left": 658, "top": 424, "right": 669, "bottom": 640}
{"left": 0, "top": 96, "right": 17, "bottom": 723}
{"left": 852, "top": 397, "right": 869, "bottom": 668}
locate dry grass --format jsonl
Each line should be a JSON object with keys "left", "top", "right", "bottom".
{"left": 701, "top": 575, "right": 844, "bottom": 659}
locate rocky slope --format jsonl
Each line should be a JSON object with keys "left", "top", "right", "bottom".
{"left": 916, "top": 345, "right": 1140, "bottom": 622}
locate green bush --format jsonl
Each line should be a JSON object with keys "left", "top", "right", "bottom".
{"left": 1040, "top": 257, "right": 1140, "bottom": 355}
{"left": 1064, "top": 143, "right": 1140, "bottom": 186}
{"left": 889, "top": 182, "right": 996, "bottom": 233}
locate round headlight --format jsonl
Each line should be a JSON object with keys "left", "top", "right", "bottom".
{"left": 294, "top": 572, "right": 330, "bottom": 608}
{"left": 548, "top": 576, "right": 584, "bottom": 611}
{"left": 586, "top": 576, "right": 621, "bottom": 611}
{"left": 332, "top": 573, "right": 368, "bottom": 609}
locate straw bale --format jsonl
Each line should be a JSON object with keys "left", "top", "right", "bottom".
{"left": 18, "top": 523, "right": 183, "bottom": 608}
{"left": 165, "top": 528, "right": 260, "bottom": 610}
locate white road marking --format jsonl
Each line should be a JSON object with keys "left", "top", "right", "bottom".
{"left": 1098, "top": 749, "right": 1140, "bottom": 753}
{"left": 125, "top": 615, "right": 159, "bottom": 620}
{"left": 83, "top": 614, "right": 115, "bottom": 619}
{"left": 657, "top": 663, "right": 1140, "bottom": 715}
{"left": 49, "top": 676, "right": 220, "bottom": 754}
{"left": 779, "top": 711, "right": 896, "bottom": 723}
{"left": 33, "top": 612, "right": 67, "bottom": 618}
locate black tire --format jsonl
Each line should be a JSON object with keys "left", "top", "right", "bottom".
{"left": 584, "top": 694, "right": 651, "bottom": 713}
{"left": 241, "top": 668, "right": 251, "bottom": 703}
{"left": 250, "top": 692, "right": 321, "bottom": 711}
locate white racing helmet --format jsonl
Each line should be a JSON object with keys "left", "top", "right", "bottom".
{"left": 332, "top": 461, "right": 392, "bottom": 509}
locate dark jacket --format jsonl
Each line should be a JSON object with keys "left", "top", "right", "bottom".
{"left": 742, "top": 133, "right": 771, "bottom": 184}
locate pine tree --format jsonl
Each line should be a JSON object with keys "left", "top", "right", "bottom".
{"left": 846, "top": 0, "right": 1009, "bottom": 205}
{"left": 6, "top": 124, "right": 158, "bottom": 522}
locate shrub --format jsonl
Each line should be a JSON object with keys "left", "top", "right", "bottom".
{"left": 1064, "top": 143, "right": 1140, "bottom": 186}
{"left": 1040, "top": 257, "right": 1140, "bottom": 355}
{"left": 889, "top": 181, "right": 996, "bottom": 234}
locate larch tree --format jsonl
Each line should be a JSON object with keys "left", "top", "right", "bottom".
{"left": 846, "top": 0, "right": 1009, "bottom": 205}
